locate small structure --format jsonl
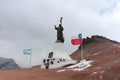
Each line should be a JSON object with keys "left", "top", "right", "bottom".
{"left": 41, "top": 17, "right": 76, "bottom": 69}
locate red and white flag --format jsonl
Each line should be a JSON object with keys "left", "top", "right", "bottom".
{"left": 71, "top": 34, "right": 82, "bottom": 45}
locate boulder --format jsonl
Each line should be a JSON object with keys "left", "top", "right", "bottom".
{"left": 0, "top": 57, "right": 20, "bottom": 70}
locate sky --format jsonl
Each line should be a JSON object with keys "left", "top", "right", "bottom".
{"left": 0, "top": 0, "right": 120, "bottom": 67}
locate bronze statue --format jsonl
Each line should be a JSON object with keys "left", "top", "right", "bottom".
{"left": 54, "top": 17, "right": 64, "bottom": 43}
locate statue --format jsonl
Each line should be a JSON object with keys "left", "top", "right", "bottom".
{"left": 54, "top": 17, "right": 64, "bottom": 43}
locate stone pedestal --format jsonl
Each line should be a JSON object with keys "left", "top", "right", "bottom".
{"left": 41, "top": 42, "right": 76, "bottom": 69}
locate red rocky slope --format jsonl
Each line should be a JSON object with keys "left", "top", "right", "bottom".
{"left": 70, "top": 35, "right": 120, "bottom": 80}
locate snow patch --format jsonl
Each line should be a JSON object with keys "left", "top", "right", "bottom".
{"left": 67, "top": 60, "right": 93, "bottom": 71}
{"left": 57, "top": 69, "right": 66, "bottom": 72}
{"left": 93, "top": 52, "right": 101, "bottom": 56}
{"left": 93, "top": 72, "right": 97, "bottom": 74}
{"left": 56, "top": 60, "right": 93, "bottom": 72}
{"left": 91, "top": 72, "right": 97, "bottom": 75}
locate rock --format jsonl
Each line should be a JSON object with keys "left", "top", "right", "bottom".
{"left": 82, "top": 35, "right": 110, "bottom": 45}
{"left": 0, "top": 57, "right": 20, "bottom": 70}
{"left": 78, "top": 35, "right": 120, "bottom": 50}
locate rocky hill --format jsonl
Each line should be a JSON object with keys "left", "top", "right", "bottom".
{"left": 0, "top": 35, "right": 120, "bottom": 80}
{"left": 70, "top": 35, "right": 120, "bottom": 80}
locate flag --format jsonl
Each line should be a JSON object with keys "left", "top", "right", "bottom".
{"left": 23, "top": 48, "right": 32, "bottom": 55}
{"left": 71, "top": 34, "right": 82, "bottom": 45}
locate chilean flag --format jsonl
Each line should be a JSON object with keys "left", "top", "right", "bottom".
{"left": 71, "top": 34, "right": 82, "bottom": 45}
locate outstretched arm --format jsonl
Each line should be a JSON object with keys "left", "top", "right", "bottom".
{"left": 60, "top": 17, "right": 63, "bottom": 25}
{"left": 54, "top": 25, "right": 57, "bottom": 30}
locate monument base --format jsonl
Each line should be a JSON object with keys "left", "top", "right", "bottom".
{"left": 41, "top": 42, "right": 76, "bottom": 69}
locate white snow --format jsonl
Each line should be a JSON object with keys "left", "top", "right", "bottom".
{"left": 57, "top": 69, "right": 66, "bottom": 72}
{"left": 57, "top": 60, "right": 93, "bottom": 72}
{"left": 93, "top": 72, "right": 97, "bottom": 74}
{"left": 93, "top": 52, "right": 101, "bottom": 56}
{"left": 91, "top": 72, "right": 97, "bottom": 75}
{"left": 67, "top": 60, "right": 93, "bottom": 71}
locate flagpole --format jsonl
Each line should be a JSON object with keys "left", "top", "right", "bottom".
{"left": 29, "top": 50, "right": 32, "bottom": 68}
{"left": 81, "top": 44, "right": 83, "bottom": 61}
{"left": 81, "top": 35, "right": 84, "bottom": 65}
{"left": 81, "top": 33, "right": 83, "bottom": 61}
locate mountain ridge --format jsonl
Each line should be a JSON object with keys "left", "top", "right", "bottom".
{"left": 81, "top": 35, "right": 120, "bottom": 49}
{"left": 0, "top": 35, "right": 120, "bottom": 80}
{"left": 0, "top": 57, "right": 20, "bottom": 70}
{"left": 70, "top": 35, "right": 120, "bottom": 80}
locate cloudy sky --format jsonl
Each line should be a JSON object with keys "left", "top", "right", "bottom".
{"left": 0, "top": 0, "right": 120, "bottom": 67}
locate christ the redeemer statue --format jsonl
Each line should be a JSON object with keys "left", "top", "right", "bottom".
{"left": 54, "top": 17, "right": 64, "bottom": 43}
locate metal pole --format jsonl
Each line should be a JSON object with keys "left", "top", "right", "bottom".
{"left": 81, "top": 34, "right": 83, "bottom": 61}
{"left": 81, "top": 37, "right": 84, "bottom": 66}
{"left": 81, "top": 45, "right": 83, "bottom": 61}
{"left": 30, "top": 50, "right": 32, "bottom": 68}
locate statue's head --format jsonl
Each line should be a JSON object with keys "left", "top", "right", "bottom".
{"left": 60, "top": 17, "right": 63, "bottom": 21}
{"left": 59, "top": 24, "right": 62, "bottom": 27}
